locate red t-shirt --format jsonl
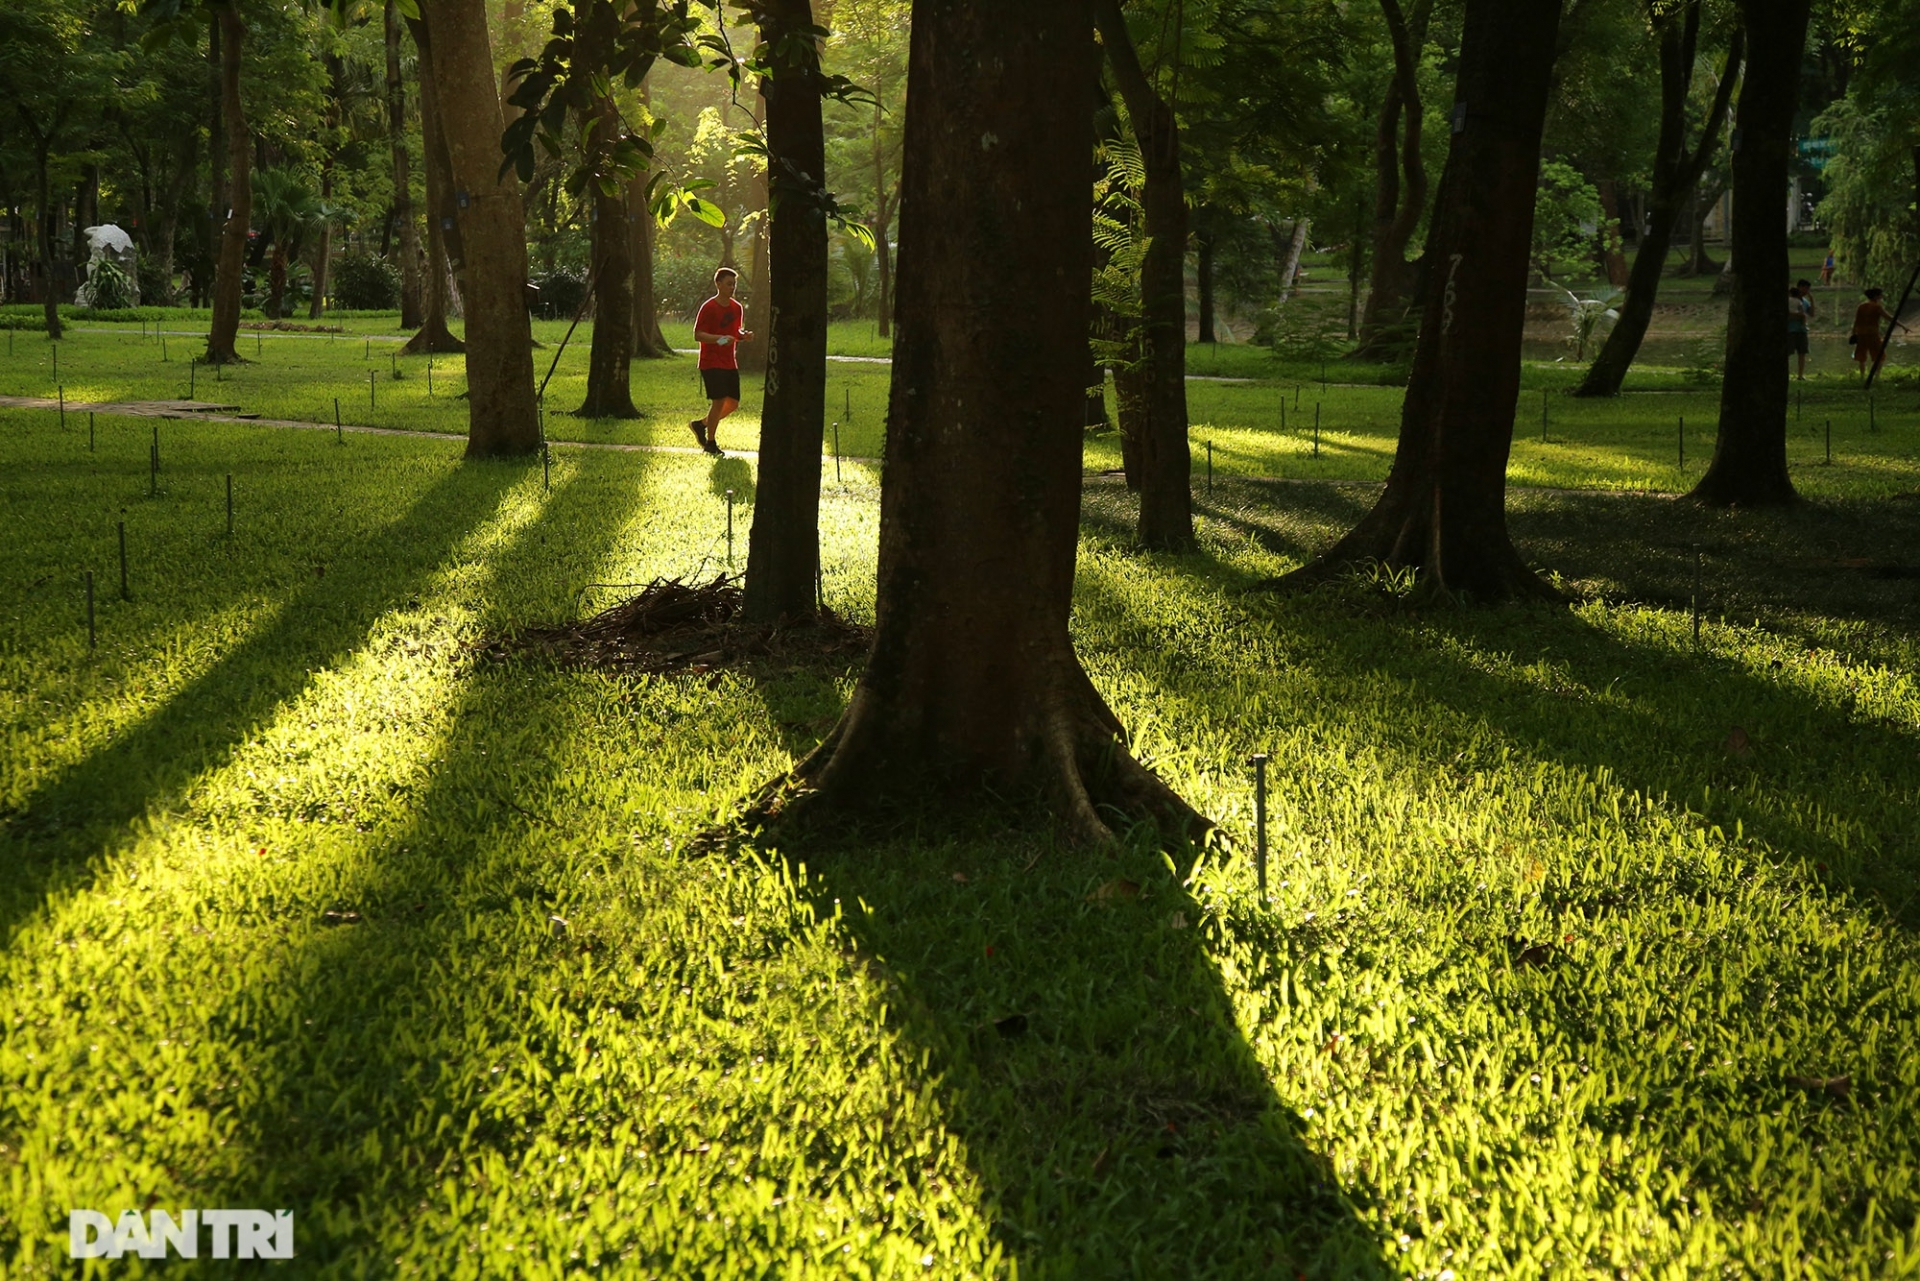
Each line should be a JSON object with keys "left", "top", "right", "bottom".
{"left": 695, "top": 296, "right": 745, "bottom": 370}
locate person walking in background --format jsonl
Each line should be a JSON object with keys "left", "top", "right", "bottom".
{"left": 1850, "top": 286, "right": 1906, "bottom": 379}
{"left": 690, "top": 266, "right": 754, "bottom": 457}
{"left": 1821, "top": 250, "right": 1836, "bottom": 285}
{"left": 1788, "top": 282, "right": 1814, "bottom": 379}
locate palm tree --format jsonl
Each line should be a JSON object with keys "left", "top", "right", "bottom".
{"left": 251, "top": 168, "right": 325, "bottom": 319}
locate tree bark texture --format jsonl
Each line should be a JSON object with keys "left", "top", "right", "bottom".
{"left": 1353, "top": 0, "right": 1432, "bottom": 356}
{"left": 403, "top": 14, "right": 465, "bottom": 355}
{"left": 750, "top": 0, "right": 1204, "bottom": 845}
{"left": 743, "top": 0, "right": 831, "bottom": 624}
{"left": 574, "top": 8, "right": 638, "bottom": 418}
{"left": 1095, "top": 0, "right": 1192, "bottom": 550}
{"left": 207, "top": 6, "right": 250, "bottom": 365}
{"left": 204, "top": 15, "right": 222, "bottom": 311}
{"left": 33, "top": 145, "right": 61, "bottom": 340}
{"left": 870, "top": 96, "right": 898, "bottom": 338}
{"left": 309, "top": 50, "right": 344, "bottom": 319}
{"left": 1690, "top": 0, "right": 1808, "bottom": 506}
{"left": 1278, "top": 0, "right": 1564, "bottom": 600}
{"left": 387, "top": 0, "right": 423, "bottom": 329}
{"left": 1576, "top": 10, "right": 1741, "bottom": 398}
{"left": 418, "top": 0, "right": 538, "bottom": 456}
{"left": 1276, "top": 216, "right": 1309, "bottom": 304}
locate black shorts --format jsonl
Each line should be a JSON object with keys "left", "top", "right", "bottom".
{"left": 1789, "top": 330, "right": 1808, "bottom": 355}
{"left": 701, "top": 368, "right": 741, "bottom": 402}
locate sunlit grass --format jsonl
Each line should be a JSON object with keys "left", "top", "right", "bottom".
{"left": 3, "top": 407, "right": 1919, "bottom": 1276}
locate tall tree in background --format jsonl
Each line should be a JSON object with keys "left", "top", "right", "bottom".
{"left": 751, "top": 0, "right": 1203, "bottom": 844}
{"left": 386, "top": 0, "right": 423, "bottom": 328}
{"left": 574, "top": 0, "right": 642, "bottom": 418}
{"left": 1352, "top": 0, "right": 1433, "bottom": 357}
{"left": 419, "top": 0, "right": 539, "bottom": 456}
{"left": 630, "top": 77, "right": 673, "bottom": 358}
{"left": 1689, "top": 0, "right": 1810, "bottom": 505}
{"left": 1575, "top": 3, "right": 1741, "bottom": 398}
{"left": 1271, "top": 0, "right": 1564, "bottom": 599}
{"left": 403, "top": 12, "right": 466, "bottom": 353}
{"left": 742, "top": 0, "right": 833, "bottom": 623}
{"left": 205, "top": 2, "right": 251, "bottom": 364}
{"left": 1094, "top": 0, "right": 1193, "bottom": 551}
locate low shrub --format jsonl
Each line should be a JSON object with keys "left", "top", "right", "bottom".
{"left": 332, "top": 252, "right": 401, "bottom": 310}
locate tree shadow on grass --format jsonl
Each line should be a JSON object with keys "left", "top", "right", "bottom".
{"left": 797, "top": 828, "right": 1397, "bottom": 1277}
{"left": 0, "top": 461, "right": 525, "bottom": 953}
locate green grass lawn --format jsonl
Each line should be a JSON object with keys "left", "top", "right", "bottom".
{"left": 4, "top": 403, "right": 1919, "bottom": 1276}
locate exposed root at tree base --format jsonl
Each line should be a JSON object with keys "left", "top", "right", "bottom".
{"left": 480, "top": 574, "right": 870, "bottom": 677}
{"left": 726, "top": 669, "right": 1215, "bottom": 855}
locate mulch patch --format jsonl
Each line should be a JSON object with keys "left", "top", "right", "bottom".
{"left": 483, "top": 575, "right": 871, "bottom": 677}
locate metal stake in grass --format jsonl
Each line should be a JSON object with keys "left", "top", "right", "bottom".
{"left": 832, "top": 421, "right": 842, "bottom": 482}
{"left": 369, "top": 369, "right": 376, "bottom": 412}
{"left": 118, "top": 521, "right": 129, "bottom": 600}
{"left": 53, "top": 343, "right": 58, "bottom": 384}
{"left": 58, "top": 386, "right": 65, "bottom": 432}
{"left": 427, "top": 351, "right": 434, "bottom": 397}
{"left": 1869, "top": 391, "right": 1876, "bottom": 434}
{"left": 364, "top": 337, "right": 371, "bottom": 361}
{"left": 226, "top": 474, "right": 233, "bottom": 536}
{"left": 1294, "top": 383, "right": 1301, "bottom": 410}
{"left": 161, "top": 330, "right": 168, "bottom": 362}
{"left": 1251, "top": 753, "right": 1269, "bottom": 898}
{"left": 1313, "top": 403, "right": 1321, "bottom": 458}
{"left": 1678, "top": 415, "right": 1684, "bottom": 470}
{"left": 1825, "top": 417, "right": 1832, "bottom": 464}
{"left": 86, "top": 570, "right": 96, "bottom": 648}
{"left": 335, "top": 397, "right": 343, "bottom": 444}
{"left": 188, "top": 358, "right": 195, "bottom": 400}
{"left": 845, "top": 385, "right": 852, "bottom": 423}
{"left": 725, "top": 488, "right": 736, "bottom": 566}
{"left": 1280, "top": 399, "right": 1287, "bottom": 434}
{"left": 88, "top": 411, "right": 94, "bottom": 452}
{"left": 256, "top": 330, "right": 262, "bottom": 358}
{"left": 1207, "top": 440, "right": 1214, "bottom": 493}
{"left": 543, "top": 441, "right": 551, "bottom": 492}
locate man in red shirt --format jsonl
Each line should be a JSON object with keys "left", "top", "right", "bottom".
{"left": 690, "top": 267, "right": 754, "bottom": 455}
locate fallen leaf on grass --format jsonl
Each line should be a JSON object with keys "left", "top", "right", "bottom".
{"left": 1090, "top": 1144, "right": 1112, "bottom": 1176}
{"left": 1506, "top": 935, "right": 1555, "bottom": 968}
{"left": 1087, "top": 878, "right": 1140, "bottom": 903}
{"left": 951, "top": 872, "right": 970, "bottom": 884}
{"left": 321, "top": 910, "right": 361, "bottom": 927}
{"left": 1787, "top": 1073, "right": 1851, "bottom": 1097}
{"left": 1167, "top": 911, "right": 1189, "bottom": 930}
{"left": 1723, "top": 726, "right": 1753, "bottom": 757}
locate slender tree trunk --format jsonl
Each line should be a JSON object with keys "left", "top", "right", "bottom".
{"left": 628, "top": 176, "right": 672, "bottom": 357}
{"left": 629, "top": 79, "right": 672, "bottom": 359}
{"left": 418, "top": 0, "right": 538, "bottom": 457}
{"left": 1576, "top": 13, "right": 1742, "bottom": 398}
{"left": 34, "top": 149, "right": 62, "bottom": 340}
{"left": 738, "top": 89, "right": 772, "bottom": 376}
{"left": 387, "top": 0, "right": 423, "bottom": 329}
{"left": 572, "top": 6, "right": 638, "bottom": 418}
{"left": 267, "top": 246, "right": 287, "bottom": 319}
{"left": 204, "top": 15, "right": 222, "bottom": 311}
{"left": 1354, "top": 0, "right": 1433, "bottom": 355}
{"left": 1094, "top": 0, "right": 1192, "bottom": 550}
{"left": 1273, "top": 0, "right": 1564, "bottom": 600}
{"left": 1687, "top": 183, "right": 1722, "bottom": 275}
{"left": 743, "top": 0, "right": 831, "bottom": 624}
{"left": 403, "top": 14, "right": 464, "bottom": 355}
{"left": 309, "top": 50, "right": 344, "bottom": 319}
{"left": 207, "top": 6, "right": 251, "bottom": 364}
{"left": 1690, "top": 0, "right": 1809, "bottom": 506}
{"left": 1277, "top": 216, "right": 1309, "bottom": 303}
{"left": 871, "top": 96, "right": 895, "bottom": 338}
{"left": 1196, "top": 225, "right": 1216, "bottom": 344}
{"left": 747, "top": 0, "right": 1203, "bottom": 846}
{"left": 1596, "top": 181, "right": 1629, "bottom": 287}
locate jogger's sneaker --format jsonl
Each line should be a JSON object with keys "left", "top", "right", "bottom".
{"left": 703, "top": 438, "right": 724, "bottom": 457}
{"left": 689, "top": 419, "right": 708, "bottom": 448}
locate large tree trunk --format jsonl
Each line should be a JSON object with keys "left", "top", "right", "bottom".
{"left": 1689, "top": 0, "right": 1809, "bottom": 506}
{"left": 573, "top": 5, "right": 638, "bottom": 418}
{"left": 1576, "top": 10, "right": 1741, "bottom": 398}
{"left": 1595, "top": 180, "right": 1630, "bottom": 287}
{"left": 743, "top": 0, "right": 831, "bottom": 624}
{"left": 1094, "top": 0, "right": 1192, "bottom": 550}
{"left": 1353, "top": 0, "right": 1433, "bottom": 356}
{"left": 749, "top": 0, "right": 1203, "bottom": 846}
{"left": 418, "top": 0, "right": 538, "bottom": 457}
{"left": 402, "top": 14, "right": 465, "bottom": 355}
{"left": 386, "top": 0, "right": 423, "bottom": 329}
{"left": 207, "top": 6, "right": 250, "bottom": 365}
{"left": 1273, "top": 0, "right": 1564, "bottom": 600}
